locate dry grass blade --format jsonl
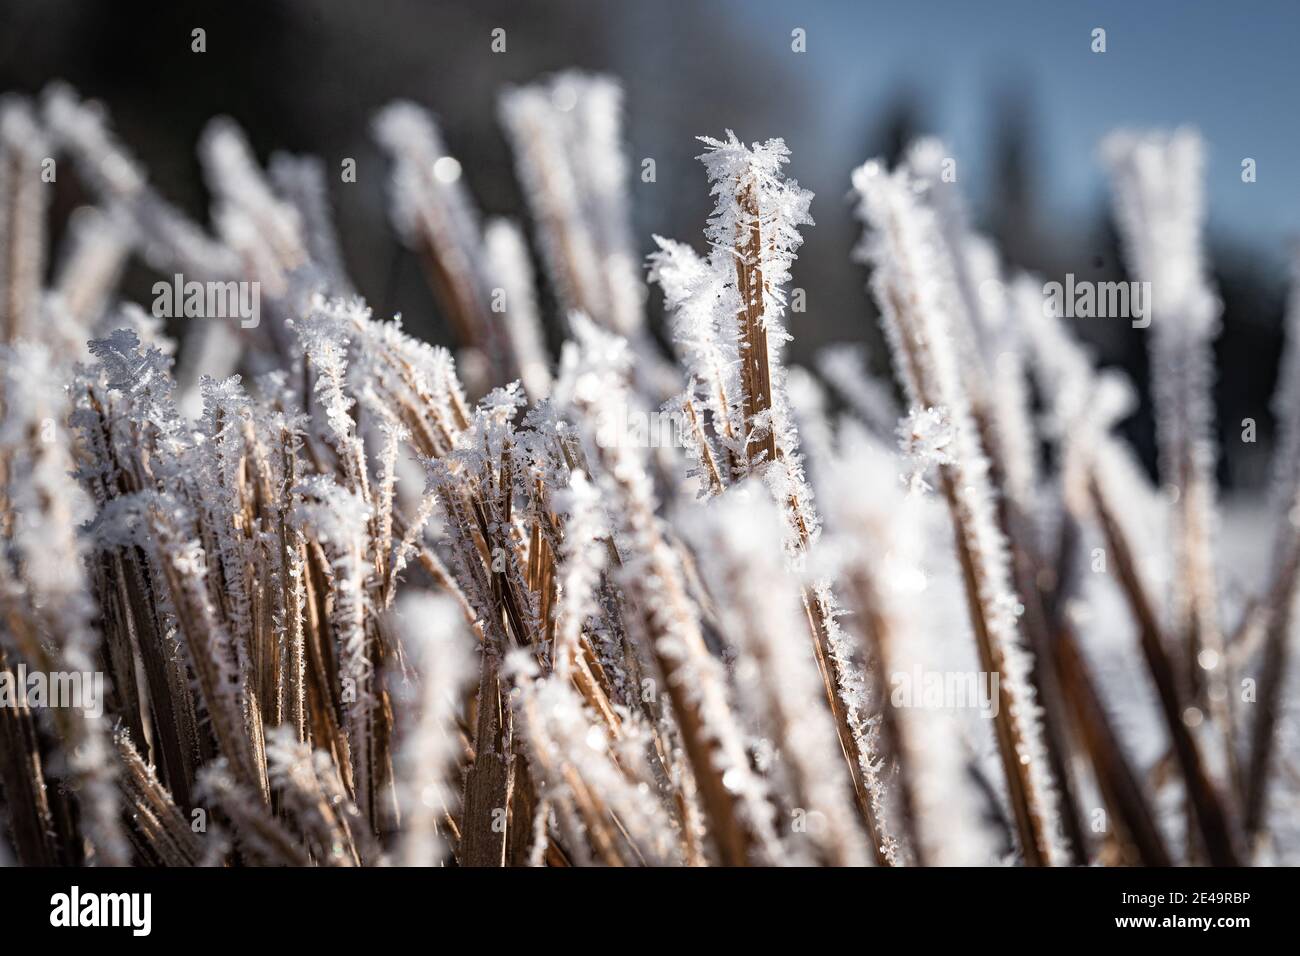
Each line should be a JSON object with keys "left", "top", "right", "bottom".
{"left": 1054, "top": 619, "right": 1172, "bottom": 866}
{"left": 116, "top": 732, "right": 205, "bottom": 867}
{"left": 0, "top": 100, "right": 48, "bottom": 344}
{"left": 1242, "top": 254, "right": 1300, "bottom": 839}
{"left": 853, "top": 160, "right": 1067, "bottom": 866}
{"left": 1087, "top": 472, "right": 1241, "bottom": 866}
{"left": 1104, "top": 131, "right": 1236, "bottom": 789}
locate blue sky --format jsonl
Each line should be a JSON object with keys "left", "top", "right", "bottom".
{"left": 716, "top": 0, "right": 1300, "bottom": 253}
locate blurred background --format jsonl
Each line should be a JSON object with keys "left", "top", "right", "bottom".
{"left": 1, "top": 0, "right": 1297, "bottom": 490}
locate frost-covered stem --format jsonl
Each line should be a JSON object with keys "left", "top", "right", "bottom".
{"left": 512, "top": 657, "right": 682, "bottom": 866}
{"left": 798, "top": 580, "right": 890, "bottom": 861}
{"left": 837, "top": 564, "right": 923, "bottom": 863}
{"left": 105, "top": 544, "right": 200, "bottom": 809}
{"left": 907, "top": 144, "right": 1087, "bottom": 858}
{"left": 393, "top": 593, "right": 473, "bottom": 865}
{"left": 115, "top": 731, "right": 205, "bottom": 866}
{"left": 988, "top": 347, "right": 1040, "bottom": 515}
{"left": 374, "top": 418, "right": 408, "bottom": 585}
{"left": 501, "top": 80, "right": 675, "bottom": 401}
{"left": 903, "top": 139, "right": 1001, "bottom": 402}
{"left": 854, "top": 160, "right": 1065, "bottom": 865}
{"left": 1053, "top": 609, "right": 1173, "bottom": 866}
{"left": 1104, "top": 131, "right": 1227, "bottom": 721}
{"left": 1086, "top": 472, "right": 1241, "bottom": 865}
{"left": 974, "top": 393, "right": 1089, "bottom": 864}
{"left": 374, "top": 103, "right": 513, "bottom": 386}
{"left": 822, "top": 428, "right": 999, "bottom": 865}
{"left": 0, "top": 99, "right": 48, "bottom": 343}
{"left": 484, "top": 218, "right": 553, "bottom": 401}
{"left": 0, "top": 343, "right": 130, "bottom": 864}
{"left": 942, "top": 467, "right": 1056, "bottom": 864}
{"left": 498, "top": 74, "right": 645, "bottom": 339}
{"left": 555, "top": 317, "right": 780, "bottom": 865}
{"left": 551, "top": 471, "right": 605, "bottom": 681}
{"left": 265, "top": 728, "right": 368, "bottom": 866}
{"left": 1018, "top": 279, "right": 1190, "bottom": 864}
{"left": 151, "top": 505, "right": 268, "bottom": 803}
{"left": 1243, "top": 252, "right": 1300, "bottom": 838}
{"left": 569, "top": 76, "right": 644, "bottom": 339}
{"left": 423, "top": 469, "right": 511, "bottom": 648}
{"left": 269, "top": 153, "right": 356, "bottom": 297}
{"left": 594, "top": 444, "right": 762, "bottom": 864}
{"left": 0, "top": 606, "right": 126, "bottom": 865}
{"left": 694, "top": 131, "right": 808, "bottom": 471}
{"left": 198, "top": 761, "right": 312, "bottom": 866}
{"left": 691, "top": 486, "right": 871, "bottom": 866}
{"left": 678, "top": 391, "right": 725, "bottom": 496}
{"left": 54, "top": 206, "right": 131, "bottom": 327}
{"left": 1243, "top": 533, "right": 1300, "bottom": 839}
{"left": 0, "top": 644, "right": 61, "bottom": 864}
{"left": 648, "top": 235, "right": 742, "bottom": 480}
{"left": 199, "top": 117, "right": 307, "bottom": 284}
{"left": 278, "top": 431, "right": 309, "bottom": 741}
{"left": 1106, "top": 134, "right": 1242, "bottom": 858}
{"left": 297, "top": 314, "right": 370, "bottom": 501}
{"left": 198, "top": 377, "right": 257, "bottom": 666}
{"left": 426, "top": 399, "right": 544, "bottom": 654}
{"left": 695, "top": 134, "right": 887, "bottom": 854}
{"left": 41, "top": 84, "right": 239, "bottom": 282}
{"left": 499, "top": 86, "right": 605, "bottom": 325}
{"left": 458, "top": 651, "right": 514, "bottom": 866}
{"left": 293, "top": 476, "right": 375, "bottom": 826}
{"left": 733, "top": 182, "right": 778, "bottom": 468}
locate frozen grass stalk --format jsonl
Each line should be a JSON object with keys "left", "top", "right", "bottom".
{"left": 852, "top": 159, "right": 1067, "bottom": 866}
{"left": 0, "top": 72, "right": 1294, "bottom": 869}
